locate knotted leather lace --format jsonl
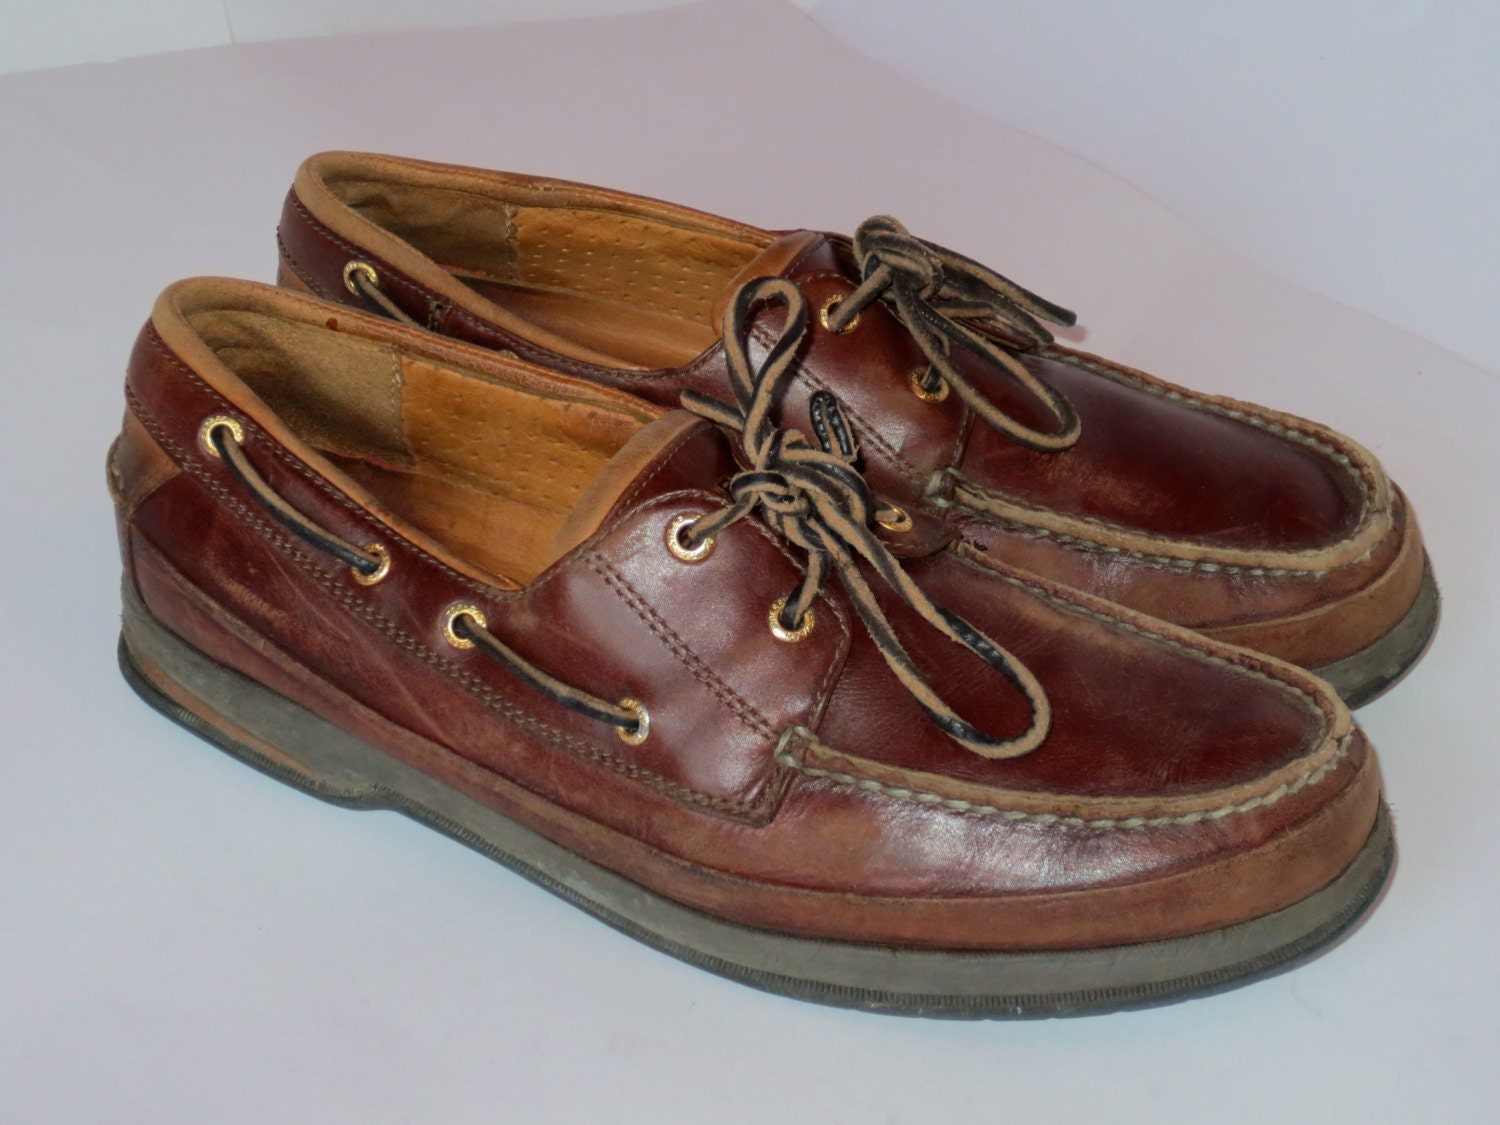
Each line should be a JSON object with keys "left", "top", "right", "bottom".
{"left": 680, "top": 277, "right": 1051, "bottom": 760}
{"left": 210, "top": 390, "right": 1049, "bottom": 757}
{"left": 824, "top": 215, "right": 1082, "bottom": 452}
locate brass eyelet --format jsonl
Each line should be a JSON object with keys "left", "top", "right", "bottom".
{"left": 665, "top": 514, "right": 715, "bottom": 563}
{"left": 442, "top": 603, "right": 486, "bottom": 649}
{"left": 617, "top": 697, "right": 650, "bottom": 745}
{"left": 352, "top": 542, "right": 391, "bottom": 586}
{"left": 198, "top": 414, "right": 244, "bottom": 458}
{"left": 909, "top": 366, "right": 949, "bottom": 402}
{"left": 768, "top": 597, "right": 815, "bottom": 643}
{"left": 343, "top": 260, "right": 380, "bottom": 295}
{"left": 819, "top": 294, "right": 860, "bottom": 334}
{"left": 876, "top": 505, "right": 913, "bottom": 533}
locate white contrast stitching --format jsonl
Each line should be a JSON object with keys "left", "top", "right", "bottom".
{"left": 940, "top": 482, "right": 1382, "bottom": 578}
{"left": 1057, "top": 351, "right": 1373, "bottom": 500}
{"left": 775, "top": 732, "right": 1353, "bottom": 830}
{"left": 936, "top": 345, "right": 1386, "bottom": 575}
{"left": 948, "top": 543, "right": 1326, "bottom": 709}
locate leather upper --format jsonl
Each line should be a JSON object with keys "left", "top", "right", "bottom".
{"left": 276, "top": 152, "right": 1425, "bottom": 666}
{"left": 111, "top": 279, "right": 1381, "bottom": 951}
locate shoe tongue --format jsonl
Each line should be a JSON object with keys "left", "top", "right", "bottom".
{"left": 546, "top": 411, "right": 732, "bottom": 563}
{"left": 709, "top": 230, "right": 835, "bottom": 327}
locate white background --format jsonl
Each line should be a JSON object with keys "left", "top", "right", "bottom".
{"left": 7, "top": 1, "right": 1500, "bottom": 380}
{"left": 1, "top": 2, "right": 1493, "bottom": 1121}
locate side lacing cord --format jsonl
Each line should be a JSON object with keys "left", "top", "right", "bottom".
{"left": 348, "top": 267, "right": 423, "bottom": 329}
{"left": 205, "top": 421, "right": 644, "bottom": 737}
{"left": 679, "top": 277, "right": 1052, "bottom": 760}
{"left": 210, "top": 425, "right": 384, "bottom": 576}
{"left": 824, "top": 215, "right": 1083, "bottom": 453}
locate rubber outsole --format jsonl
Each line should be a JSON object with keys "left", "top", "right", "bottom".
{"left": 118, "top": 584, "right": 1395, "bottom": 1019}
{"left": 1313, "top": 558, "right": 1440, "bottom": 709}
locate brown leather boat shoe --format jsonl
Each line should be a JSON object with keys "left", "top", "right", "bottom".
{"left": 277, "top": 151, "right": 1437, "bottom": 708}
{"left": 111, "top": 277, "right": 1391, "bottom": 1018}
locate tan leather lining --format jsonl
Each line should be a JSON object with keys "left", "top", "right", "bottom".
{"left": 299, "top": 154, "right": 775, "bottom": 369}
{"left": 189, "top": 307, "right": 410, "bottom": 467}
{"left": 327, "top": 174, "right": 763, "bottom": 367}
{"left": 184, "top": 306, "right": 646, "bottom": 585}
{"left": 508, "top": 205, "right": 754, "bottom": 322}
{"left": 396, "top": 356, "right": 642, "bottom": 581}
{"left": 458, "top": 276, "right": 720, "bottom": 369}
{"left": 335, "top": 177, "right": 520, "bottom": 278}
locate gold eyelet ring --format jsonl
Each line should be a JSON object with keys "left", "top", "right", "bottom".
{"left": 442, "top": 603, "right": 486, "bottom": 649}
{"left": 819, "top": 294, "right": 859, "bottom": 334}
{"left": 909, "top": 366, "right": 950, "bottom": 402}
{"left": 665, "top": 514, "right": 715, "bottom": 563}
{"left": 617, "top": 697, "right": 650, "bottom": 745}
{"left": 198, "top": 414, "right": 244, "bottom": 458}
{"left": 768, "top": 597, "right": 815, "bottom": 643}
{"left": 876, "top": 505, "right": 913, "bottom": 534}
{"left": 343, "top": 260, "right": 380, "bottom": 296}
{"left": 352, "top": 542, "right": 391, "bottom": 586}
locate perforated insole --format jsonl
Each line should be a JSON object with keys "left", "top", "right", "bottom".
{"left": 458, "top": 274, "right": 718, "bottom": 368}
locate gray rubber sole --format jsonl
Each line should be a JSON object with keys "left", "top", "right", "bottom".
{"left": 119, "top": 585, "right": 1394, "bottom": 1019}
{"left": 1311, "top": 558, "right": 1440, "bottom": 709}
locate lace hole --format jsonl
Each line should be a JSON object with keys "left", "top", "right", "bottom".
{"left": 442, "top": 603, "right": 486, "bottom": 649}
{"left": 198, "top": 414, "right": 244, "bottom": 458}
{"left": 352, "top": 542, "right": 391, "bottom": 585}
{"left": 768, "top": 597, "right": 815, "bottom": 643}
{"left": 617, "top": 697, "right": 650, "bottom": 745}
{"left": 819, "top": 294, "right": 860, "bottom": 334}
{"left": 876, "top": 505, "right": 913, "bottom": 533}
{"left": 908, "top": 366, "right": 949, "bottom": 402}
{"left": 665, "top": 514, "right": 715, "bottom": 563}
{"left": 343, "top": 260, "right": 380, "bottom": 296}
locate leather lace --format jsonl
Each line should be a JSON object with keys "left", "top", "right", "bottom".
{"left": 348, "top": 267, "right": 422, "bottom": 329}
{"left": 210, "top": 400, "right": 1051, "bottom": 756}
{"left": 824, "top": 215, "right": 1082, "bottom": 452}
{"left": 681, "top": 277, "right": 1051, "bottom": 760}
{"left": 205, "top": 420, "right": 646, "bottom": 738}
{"left": 211, "top": 424, "right": 386, "bottom": 576}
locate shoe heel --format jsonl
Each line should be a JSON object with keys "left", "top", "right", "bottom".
{"left": 119, "top": 580, "right": 391, "bottom": 807}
